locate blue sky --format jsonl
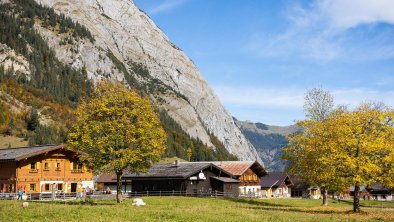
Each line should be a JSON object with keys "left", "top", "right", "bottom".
{"left": 133, "top": 0, "right": 394, "bottom": 126}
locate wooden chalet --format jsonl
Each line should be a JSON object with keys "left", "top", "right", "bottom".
{"left": 123, "top": 161, "right": 240, "bottom": 197}
{"left": 288, "top": 174, "right": 320, "bottom": 199}
{"left": 209, "top": 161, "right": 267, "bottom": 197}
{"left": 0, "top": 145, "right": 93, "bottom": 193}
{"left": 346, "top": 183, "right": 394, "bottom": 201}
{"left": 260, "top": 172, "right": 293, "bottom": 198}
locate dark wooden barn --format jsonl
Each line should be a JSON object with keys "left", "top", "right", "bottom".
{"left": 123, "top": 161, "right": 239, "bottom": 197}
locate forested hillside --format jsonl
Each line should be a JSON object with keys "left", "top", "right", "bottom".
{"left": 0, "top": 0, "right": 237, "bottom": 161}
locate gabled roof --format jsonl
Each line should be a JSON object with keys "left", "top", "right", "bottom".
{"left": 207, "top": 161, "right": 267, "bottom": 177}
{"left": 124, "top": 162, "right": 230, "bottom": 179}
{"left": 261, "top": 172, "right": 293, "bottom": 188}
{"left": 0, "top": 144, "right": 69, "bottom": 162}
{"left": 96, "top": 173, "right": 117, "bottom": 183}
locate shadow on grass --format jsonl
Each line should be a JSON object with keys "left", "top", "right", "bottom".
{"left": 333, "top": 199, "right": 394, "bottom": 209}
{"left": 32, "top": 200, "right": 117, "bottom": 206}
{"left": 226, "top": 198, "right": 354, "bottom": 215}
{"left": 228, "top": 198, "right": 293, "bottom": 208}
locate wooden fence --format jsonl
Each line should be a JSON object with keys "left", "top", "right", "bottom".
{"left": 0, "top": 190, "right": 235, "bottom": 201}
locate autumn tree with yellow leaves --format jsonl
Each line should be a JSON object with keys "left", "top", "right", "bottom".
{"left": 285, "top": 100, "right": 394, "bottom": 212}
{"left": 68, "top": 81, "right": 166, "bottom": 203}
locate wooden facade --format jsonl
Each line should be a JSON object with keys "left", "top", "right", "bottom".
{"left": 260, "top": 172, "right": 293, "bottom": 198}
{"left": 0, "top": 145, "right": 93, "bottom": 193}
{"left": 210, "top": 161, "right": 267, "bottom": 197}
{"left": 124, "top": 162, "right": 240, "bottom": 197}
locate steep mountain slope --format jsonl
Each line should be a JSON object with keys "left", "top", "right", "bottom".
{"left": 235, "top": 119, "right": 300, "bottom": 171}
{"left": 0, "top": 0, "right": 261, "bottom": 163}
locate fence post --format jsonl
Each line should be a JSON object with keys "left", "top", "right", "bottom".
{"left": 147, "top": 191, "right": 149, "bottom": 196}
{"left": 172, "top": 190, "right": 174, "bottom": 196}
{"left": 160, "top": 190, "right": 161, "bottom": 196}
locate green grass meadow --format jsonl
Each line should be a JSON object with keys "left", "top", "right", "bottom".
{"left": 0, "top": 197, "right": 393, "bottom": 222}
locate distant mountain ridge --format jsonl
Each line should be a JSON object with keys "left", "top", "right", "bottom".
{"left": 235, "top": 119, "right": 300, "bottom": 172}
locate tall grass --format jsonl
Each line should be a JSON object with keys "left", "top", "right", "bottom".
{"left": 0, "top": 197, "right": 393, "bottom": 222}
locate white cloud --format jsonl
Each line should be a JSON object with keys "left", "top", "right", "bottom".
{"left": 215, "top": 86, "right": 305, "bottom": 109}
{"left": 214, "top": 85, "right": 394, "bottom": 110}
{"left": 244, "top": 0, "right": 394, "bottom": 61}
{"left": 149, "top": 0, "right": 189, "bottom": 15}
{"left": 317, "top": 0, "right": 394, "bottom": 30}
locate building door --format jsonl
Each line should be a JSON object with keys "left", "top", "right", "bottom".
{"left": 71, "top": 183, "right": 77, "bottom": 193}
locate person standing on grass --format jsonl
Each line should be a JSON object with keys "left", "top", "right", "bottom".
{"left": 17, "top": 188, "right": 23, "bottom": 200}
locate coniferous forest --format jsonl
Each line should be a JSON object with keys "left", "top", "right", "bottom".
{"left": 0, "top": 0, "right": 237, "bottom": 161}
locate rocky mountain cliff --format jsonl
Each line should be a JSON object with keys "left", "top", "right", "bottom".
{"left": 0, "top": 0, "right": 261, "bottom": 163}
{"left": 235, "top": 120, "right": 300, "bottom": 171}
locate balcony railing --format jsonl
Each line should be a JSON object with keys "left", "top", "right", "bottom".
{"left": 71, "top": 169, "right": 83, "bottom": 173}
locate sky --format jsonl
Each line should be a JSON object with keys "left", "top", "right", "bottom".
{"left": 133, "top": 0, "right": 394, "bottom": 126}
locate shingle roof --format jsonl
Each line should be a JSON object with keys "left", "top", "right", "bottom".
{"left": 96, "top": 173, "right": 117, "bottom": 183}
{"left": 206, "top": 161, "right": 267, "bottom": 177}
{"left": 124, "top": 162, "right": 218, "bottom": 179}
{"left": 261, "top": 172, "right": 293, "bottom": 188}
{"left": 211, "top": 176, "right": 240, "bottom": 183}
{"left": 0, "top": 144, "right": 66, "bottom": 161}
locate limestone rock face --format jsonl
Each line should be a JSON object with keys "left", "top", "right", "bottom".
{"left": 35, "top": 0, "right": 262, "bottom": 163}
{"left": 0, "top": 43, "right": 31, "bottom": 80}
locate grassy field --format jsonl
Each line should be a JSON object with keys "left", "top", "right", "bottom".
{"left": 1, "top": 197, "right": 393, "bottom": 222}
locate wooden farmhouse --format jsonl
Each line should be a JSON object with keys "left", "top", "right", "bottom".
{"left": 210, "top": 161, "right": 267, "bottom": 197}
{"left": 346, "top": 183, "right": 394, "bottom": 201}
{"left": 0, "top": 145, "right": 93, "bottom": 193}
{"left": 260, "top": 172, "right": 293, "bottom": 198}
{"left": 123, "top": 161, "right": 240, "bottom": 197}
{"left": 288, "top": 174, "right": 321, "bottom": 199}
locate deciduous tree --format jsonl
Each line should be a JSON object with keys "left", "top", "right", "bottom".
{"left": 290, "top": 87, "right": 335, "bottom": 206}
{"left": 68, "top": 81, "right": 166, "bottom": 203}
{"left": 285, "top": 103, "right": 394, "bottom": 212}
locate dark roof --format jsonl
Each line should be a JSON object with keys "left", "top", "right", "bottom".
{"left": 287, "top": 174, "right": 311, "bottom": 189}
{"left": 124, "top": 162, "right": 227, "bottom": 179}
{"left": 202, "top": 161, "right": 267, "bottom": 177}
{"left": 211, "top": 177, "right": 240, "bottom": 183}
{"left": 260, "top": 172, "right": 293, "bottom": 188}
{"left": 0, "top": 144, "right": 68, "bottom": 161}
{"left": 370, "top": 183, "right": 392, "bottom": 191}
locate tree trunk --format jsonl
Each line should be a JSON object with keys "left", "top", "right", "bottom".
{"left": 116, "top": 171, "right": 123, "bottom": 203}
{"left": 353, "top": 183, "right": 361, "bottom": 213}
{"left": 322, "top": 187, "right": 328, "bottom": 206}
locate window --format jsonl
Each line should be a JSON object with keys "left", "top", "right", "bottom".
{"left": 71, "top": 162, "right": 83, "bottom": 172}
{"left": 44, "top": 162, "right": 49, "bottom": 170}
{"left": 30, "top": 184, "right": 35, "bottom": 191}
{"left": 57, "top": 184, "right": 63, "bottom": 191}
{"left": 56, "top": 162, "right": 61, "bottom": 171}
{"left": 226, "top": 184, "right": 232, "bottom": 190}
{"left": 72, "top": 162, "right": 83, "bottom": 170}
{"left": 30, "top": 162, "right": 38, "bottom": 172}
{"left": 44, "top": 184, "right": 50, "bottom": 191}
